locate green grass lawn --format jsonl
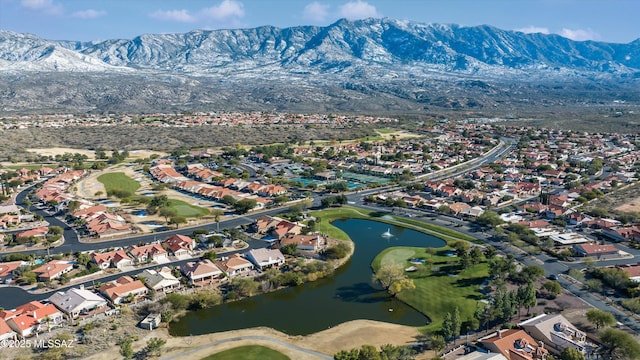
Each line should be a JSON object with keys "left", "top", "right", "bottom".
{"left": 168, "top": 199, "right": 210, "bottom": 218}
{"left": 375, "top": 128, "right": 396, "bottom": 134}
{"left": 200, "top": 345, "right": 290, "bottom": 360}
{"left": 97, "top": 172, "right": 140, "bottom": 194}
{"left": 373, "top": 246, "right": 489, "bottom": 333}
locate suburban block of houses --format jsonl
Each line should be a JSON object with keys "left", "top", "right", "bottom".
{"left": 0, "top": 301, "right": 64, "bottom": 338}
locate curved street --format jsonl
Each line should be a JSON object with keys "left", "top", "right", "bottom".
{"left": 2, "top": 137, "right": 639, "bottom": 334}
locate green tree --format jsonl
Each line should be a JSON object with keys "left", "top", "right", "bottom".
{"left": 559, "top": 347, "right": 585, "bottom": 360}
{"left": 542, "top": 281, "right": 562, "bottom": 299}
{"left": 211, "top": 209, "right": 223, "bottom": 233}
{"left": 600, "top": 328, "right": 640, "bottom": 360}
{"left": 144, "top": 337, "right": 166, "bottom": 357}
{"left": 119, "top": 337, "right": 134, "bottom": 360}
{"left": 334, "top": 349, "right": 360, "bottom": 360}
{"left": 202, "top": 251, "right": 217, "bottom": 262}
{"left": 430, "top": 335, "right": 446, "bottom": 354}
{"left": 373, "top": 264, "right": 415, "bottom": 296}
{"left": 158, "top": 207, "right": 177, "bottom": 223}
{"left": 169, "top": 215, "right": 187, "bottom": 228}
{"left": 48, "top": 226, "right": 63, "bottom": 235}
{"left": 233, "top": 198, "right": 257, "bottom": 214}
{"left": 280, "top": 243, "right": 298, "bottom": 256}
{"left": 357, "top": 345, "right": 381, "bottom": 360}
{"left": 229, "top": 277, "right": 259, "bottom": 297}
{"left": 585, "top": 309, "right": 615, "bottom": 329}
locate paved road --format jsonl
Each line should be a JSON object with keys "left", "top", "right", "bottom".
{"left": 160, "top": 335, "right": 332, "bottom": 360}
{"left": 347, "top": 201, "right": 640, "bottom": 333}
{"left": 8, "top": 186, "right": 287, "bottom": 257}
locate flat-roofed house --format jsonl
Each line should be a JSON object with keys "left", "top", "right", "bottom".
{"left": 518, "top": 314, "right": 593, "bottom": 355}
{"left": 49, "top": 287, "right": 108, "bottom": 319}
{"left": 246, "top": 248, "right": 285, "bottom": 271}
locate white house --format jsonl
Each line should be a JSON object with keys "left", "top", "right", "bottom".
{"left": 246, "top": 248, "right": 285, "bottom": 271}
{"left": 138, "top": 267, "right": 180, "bottom": 292}
{"left": 49, "top": 287, "right": 108, "bottom": 319}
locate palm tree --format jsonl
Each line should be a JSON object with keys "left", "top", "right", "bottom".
{"left": 212, "top": 209, "right": 223, "bottom": 233}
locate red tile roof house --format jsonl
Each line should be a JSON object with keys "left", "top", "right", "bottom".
{"left": 480, "top": 329, "right": 549, "bottom": 360}
{"left": 163, "top": 234, "right": 196, "bottom": 257}
{"left": 32, "top": 260, "right": 73, "bottom": 282}
{"left": 617, "top": 263, "right": 640, "bottom": 282}
{"left": 99, "top": 276, "right": 148, "bottom": 304}
{"left": 273, "top": 220, "right": 303, "bottom": 239}
{"left": 16, "top": 226, "right": 49, "bottom": 240}
{"left": 215, "top": 254, "right": 255, "bottom": 277}
{"left": 280, "top": 233, "right": 326, "bottom": 252}
{"left": 0, "top": 261, "right": 25, "bottom": 283}
{"left": 2, "top": 301, "right": 64, "bottom": 338}
{"left": 572, "top": 243, "right": 620, "bottom": 259}
{"left": 180, "top": 260, "right": 224, "bottom": 285}
{"left": 127, "top": 244, "right": 168, "bottom": 264}
{"left": 90, "top": 250, "right": 133, "bottom": 270}
{"left": 0, "top": 318, "right": 17, "bottom": 341}
{"left": 254, "top": 215, "right": 282, "bottom": 234}
{"left": 602, "top": 226, "right": 640, "bottom": 242}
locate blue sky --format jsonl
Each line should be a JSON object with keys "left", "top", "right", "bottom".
{"left": 1, "top": 0, "right": 638, "bottom": 43}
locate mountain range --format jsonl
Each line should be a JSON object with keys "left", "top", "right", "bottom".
{"left": 1, "top": 18, "right": 639, "bottom": 115}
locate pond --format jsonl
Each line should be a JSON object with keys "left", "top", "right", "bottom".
{"left": 169, "top": 218, "right": 446, "bottom": 336}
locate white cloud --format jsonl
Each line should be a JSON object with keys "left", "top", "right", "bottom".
{"left": 559, "top": 28, "right": 601, "bottom": 41}
{"left": 150, "top": 9, "right": 197, "bottom": 23}
{"left": 150, "top": 0, "right": 244, "bottom": 24}
{"left": 21, "top": 0, "right": 62, "bottom": 15}
{"left": 303, "top": 2, "right": 330, "bottom": 23}
{"left": 71, "top": 9, "right": 106, "bottom": 19}
{"left": 517, "top": 26, "right": 550, "bottom": 35}
{"left": 338, "top": 0, "right": 379, "bottom": 19}
{"left": 200, "top": 0, "right": 244, "bottom": 21}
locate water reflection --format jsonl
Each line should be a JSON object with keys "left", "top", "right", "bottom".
{"left": 170, "top": 218, "right": 445, "bottom": 336}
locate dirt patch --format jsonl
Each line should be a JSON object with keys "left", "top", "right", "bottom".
{"left": 26, "top": 147, "right": 97, "bottom": 159}
{"left": 64, "top": 318, "right": 421, "bottom": 360}
{"left": 615, "top": 196, "right": 640, "bottom": 213}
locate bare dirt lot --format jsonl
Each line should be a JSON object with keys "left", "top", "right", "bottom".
{"left": 615, "top": 195, "right": 640, "bottom": 213}
{"left": 24, "top": 148, "right": 168, "bottom": 161}
{"left": 79, "top": 319, "right": 422, "bottom": 360}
